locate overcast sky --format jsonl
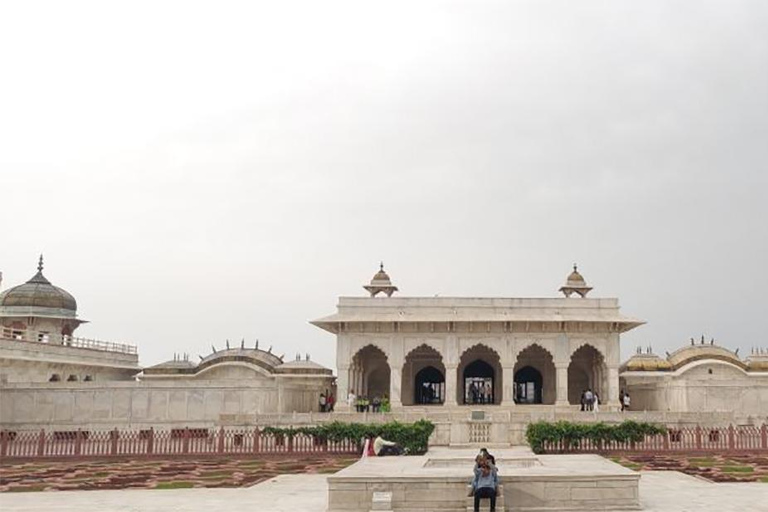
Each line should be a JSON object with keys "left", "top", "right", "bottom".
{"left": 1, "top": 1, "right": 766, "bottom": 371}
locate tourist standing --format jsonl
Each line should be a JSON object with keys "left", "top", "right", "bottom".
{"left": 622, "top": 392, "right": 631, "bottom": 411}
{"left": 319, "top": 392, "right": 326, "bottom": 412}
{"left": 593, "top": 392, "right": 600, "bottom": 413}
{"left": 348, "top": 389, "right": 356, "bottom": 410}
{"left": 584, "top": 389, "right": 594, "bottom": 411}
{"left": 327, "top": 392, "right": 335, "bottom": 412}
{"left": 619, "top": 390, "right": 626, "bottom": 411}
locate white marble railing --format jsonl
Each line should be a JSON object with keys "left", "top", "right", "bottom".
{"left": 0, "top": 327, "right": 137, "bottom": 355}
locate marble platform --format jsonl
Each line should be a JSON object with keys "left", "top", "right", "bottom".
{"left": 327, "top": 447, "right": 640, "bottom": 512}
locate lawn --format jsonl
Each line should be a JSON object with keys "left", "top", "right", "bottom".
{"left": 608, "top": 453, "right": 768, "bottom": 482}
{"left": 0, "top": 455, "right": 358, "bottom": 492}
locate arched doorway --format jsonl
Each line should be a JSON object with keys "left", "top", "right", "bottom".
{"left": 351, "top": 345, "right": 390, "bottom": 400}
{"left": 514, "top": 344, "right": 556, "bottom": 404}
{"left": 514, "top": 366, "right": 543, "bottom": 404}
{"left": 414, "top": 366, "right": 445, "bottom": 404}
{"left": 568, "top": 345, "right": 606, "bottom": 406}
{"left": 402, "top": 345, "right": 445, "bottom": 406}
{"left": 463, "top": 359, "right": 495, "bottom": 405}
{"left": 458, "top": 345, "right": 502, "bottom": 405}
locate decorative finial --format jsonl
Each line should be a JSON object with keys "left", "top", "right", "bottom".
{"left": 226, "top": 339, "right": 230, "bottom": 349}
{"left": 380, "top": 261, "right": 384, "bottom": 271}
{"left": 255, "top": 339, "right": 259, "bottom": 349}
{"left": 38, "top": 254, "right": 44, "bottom": 272}
{"left": 305, "top": 353, "right": 310, "bottom": 361}
{"left": 241, "top": 338, "right": 245, "bottom": 349}
{"left": 211, "top": 344, "right": 217, "bottom": 353}
{"left": 198, "top": 355, "right": 204, "bottom": 361}
{"left": 573, "top": 263, "right": 577, "bottom": 272}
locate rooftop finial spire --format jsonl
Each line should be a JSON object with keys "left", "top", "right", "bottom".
{"left": 573, "top": 263, "right": 577, "bottom": 272}
{"left": 38, "top": 254, "right": 44, "bottom": 272}
{"left": 380, "top": 261, "right": 384, "bottom": 271}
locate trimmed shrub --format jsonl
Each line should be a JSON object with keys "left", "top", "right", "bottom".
{"left": 262, "top": 419, "right": 435, "bottom": 455}
{"left": 526, "top": 420, "right": 666, "bottom": 454}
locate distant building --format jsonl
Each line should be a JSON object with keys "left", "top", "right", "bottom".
{"left": 620, "top": 340, "right": 768, "bottom": 415}
{"left": 312, "top": 264, "right": 643, "bottom": 409}
{"left": 0, "top": 256, "right": 139, "bottom": 383}
{"left": 0, "top": 257, "right": 333, "bottom": 430}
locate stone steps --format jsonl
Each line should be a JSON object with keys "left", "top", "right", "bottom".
{"left": 466, "top": 485, "right": 504, "bottom": 512}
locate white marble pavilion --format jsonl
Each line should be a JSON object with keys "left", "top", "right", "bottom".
{"left": 312, "top": 264, "right": 644, "bottom": 410}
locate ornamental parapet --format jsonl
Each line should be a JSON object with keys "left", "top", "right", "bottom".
{"left": 0, "top": 326, "right": 137, "bottom": 356}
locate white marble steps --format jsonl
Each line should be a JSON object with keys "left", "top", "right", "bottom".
{"left": 466, "top": 485, "right": 505, "bottom": 512}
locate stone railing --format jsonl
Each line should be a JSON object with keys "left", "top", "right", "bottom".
{"left": 0, "top": 327, "right": 137, "bottom": 355}
{"left": 0, "top": 427, "right": 359, "bottom": 460}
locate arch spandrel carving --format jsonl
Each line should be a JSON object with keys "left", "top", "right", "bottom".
{"left": 349, "top": 338, "right": 392, "bottom": 362}
{"left": 458, "top": 342, "right": 503, "bottom": 362}
{"left": 402, "top": 338, "right": 445, "bottom": 362}
{"left": 568, "top": 339, "right": 608, "bottom": 361}
{"left": 457, "top": 337, "right": 504, "bottom": 357}
{"left": 511, "top": 339, "right": 557, "bottom": 363}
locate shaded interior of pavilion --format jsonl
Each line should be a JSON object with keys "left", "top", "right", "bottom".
{"left": 349, "top": 343, "right": 607, "bottom": 406}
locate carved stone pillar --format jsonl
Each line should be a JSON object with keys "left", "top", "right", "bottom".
{"left": 555, "top": 364, "right": 569, "bottom": 406}
{"left": 389, "top": 365, "right": 402, "bottom": 408}
{"left": 501, "top": 365, "right": 516, "bottom": 406}
{"left": 607, "top": 366, "right": 620, "bottom": 406}
{"left": 337, "top": 364, "right": 350, "bottom": 411}
{"left": 444, "top": 364, "right": 458, "bottom": 406}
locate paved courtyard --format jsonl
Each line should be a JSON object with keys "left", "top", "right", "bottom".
{"left": 1, "top": 471, "right": 766, "bottom": 512}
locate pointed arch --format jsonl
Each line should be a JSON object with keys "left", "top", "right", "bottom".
{"left": 458, "top": 344, "right": 502, "bottom": 405}
{"left": 568, "top": 344, "right": 607, "bottom": 406}
{"left": 514, "top": 343, "right": 556, "bottom": 405}
{"left": 351, "top": 345, "right": 390, "bottom": 401}
{"left": 402, "top": 344, "right": 445, "bottom": 405}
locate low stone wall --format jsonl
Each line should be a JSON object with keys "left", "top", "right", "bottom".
{"left": 327, "top": 450, "right": 640, "bottom": 512}
{"left": 2, "top": 393, "right": 764, "bottom": 447}
{"left": 504, "top": 472, "right": 639, "bottom": 511}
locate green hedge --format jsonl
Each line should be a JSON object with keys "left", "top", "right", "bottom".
{"left": 525, "top": 420, "right": 666, "bottom": 454}
{"left": 262, "top": 419, "right": 435, "bottom": 455}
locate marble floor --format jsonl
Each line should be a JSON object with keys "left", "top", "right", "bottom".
{"left": 1, "top": 471, "right": 766, "bottom": 512}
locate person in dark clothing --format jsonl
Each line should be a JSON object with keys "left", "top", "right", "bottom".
{"left": 472, "top": 458, "right": 498, "bottom": 512}
{"left": 480, "top": 448, "right": 496, "bottom": 466}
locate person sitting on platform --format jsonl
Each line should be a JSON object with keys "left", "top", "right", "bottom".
{"left": 471, "top": 457, "right": 498, "bottom": 512}
{"left": 479, "top": 447, "right": 496, "bottom": 466}
{"left": 373, "top": 434, "right": 403, "bottom": 456}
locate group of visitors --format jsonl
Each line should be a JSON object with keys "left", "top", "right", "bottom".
{"left": 468, "top": 380, "right": 493, "bottom": 404}
{"left": 318, "top": 392, "right": 335, "bottom": 412}
{"left": 347, "top": 390, "right": 390, "bottom": 413}
{"left": 579, "top": 388, "right": 600, "bottom": 412}
{"left": 469, "top": 448, "right": 498, "bottom": 512}
{"left": 579, "top": 388, "right": 631, "bottom": 411}
{"left": 620, "top": 389, "right": 631, "bottom": 411}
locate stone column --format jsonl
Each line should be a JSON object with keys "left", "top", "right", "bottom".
{"left": 555, "top": 364, "right": 569, "bottom": 406}
{"left": 444, "top": 364, "right": 458, "bottom": 406}
{"left": 607, "top": 366, "right": 620, "bottom": 407}
{"left": 337, "top": 364, "right": 350, "bottom": 411}
{"left": 390, "top": 365, "right": 402, "bottom": 408}
{"left": 501, "top": 365, "right": 516, "bottom": 406}
{"left": 356, "top": 367, "right": 364, "bottom": 397}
